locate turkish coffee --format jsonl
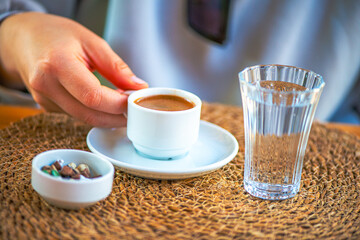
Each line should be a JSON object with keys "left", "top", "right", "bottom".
{"left": 135, "top": 94, "right": 195, "bottom": 111}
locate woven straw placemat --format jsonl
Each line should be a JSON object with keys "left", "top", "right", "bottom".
{"left": 0, "top": 103, "right": 359, "bottom": 239}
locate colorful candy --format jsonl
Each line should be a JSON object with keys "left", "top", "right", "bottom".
{"left": 41, "top": 160, "right": 101, "bottom": 180}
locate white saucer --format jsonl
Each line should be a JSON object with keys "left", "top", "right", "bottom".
{"left": 86, "top": 120, "right": 239, "bottom": 180}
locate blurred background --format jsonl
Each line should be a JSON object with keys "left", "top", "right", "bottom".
{"left": 14, "top": 0, "right": 360, "bottom": 124}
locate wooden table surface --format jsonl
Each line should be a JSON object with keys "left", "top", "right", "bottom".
{"left": 1, "top": 104, "right": 360, "bottom": 138}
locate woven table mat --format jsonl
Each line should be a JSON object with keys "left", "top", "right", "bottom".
{"left": 0, "top": 103, "right": 359, "bottom": 240}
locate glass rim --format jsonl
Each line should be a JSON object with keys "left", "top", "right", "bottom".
{"left": 238, "top": 64, "right": 325, "bottom": 95}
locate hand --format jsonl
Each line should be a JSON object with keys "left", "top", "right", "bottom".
{"left": 0, "top": 12, "right": 148, "bottom": 127}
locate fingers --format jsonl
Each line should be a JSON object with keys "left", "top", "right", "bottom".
{"left": 28, "top": 59, "right": 128, "bottom": 127}
{"left": 33, "top": 83, "right": 127, "bottom": 128}
{"left": 32, "top": 94, "right": 64, "bottom": 113}
{"left": 82, "top": 36, "right": 148, "bottom": 90}
{"left": 57, "top": 55, "right": 129, "bottom": 115}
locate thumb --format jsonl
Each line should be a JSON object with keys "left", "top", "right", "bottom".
{"left": 83, "top": 36, "right": 148, "bottom": 90}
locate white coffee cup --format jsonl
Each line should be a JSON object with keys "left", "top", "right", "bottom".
{"left": 127, "top": 88, "right": 202, "bottom": 159}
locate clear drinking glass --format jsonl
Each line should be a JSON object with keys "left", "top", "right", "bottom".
{"left": 239, "top": 64, "right": 325, "bottom": 200}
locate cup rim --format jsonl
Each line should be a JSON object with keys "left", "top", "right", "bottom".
{"left": 238, "top": 64, "right": 325, "bottom": 95}
{"left": 128, "top": 87, "right": 202, "bottom": 114}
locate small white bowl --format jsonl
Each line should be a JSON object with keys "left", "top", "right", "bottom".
{"left": 31, "top": 149, "right": 114, "bottom": 209}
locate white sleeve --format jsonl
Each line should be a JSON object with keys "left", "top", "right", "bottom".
{"left": 0, "top": 85, "right": 38, "bottom": 107}
{"left": 0, "top": 0, "right": 46, "bottom": 23}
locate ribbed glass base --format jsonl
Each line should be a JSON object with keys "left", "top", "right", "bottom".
{"left": 244, "top": 180, "right": 300, "bottom": 200}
